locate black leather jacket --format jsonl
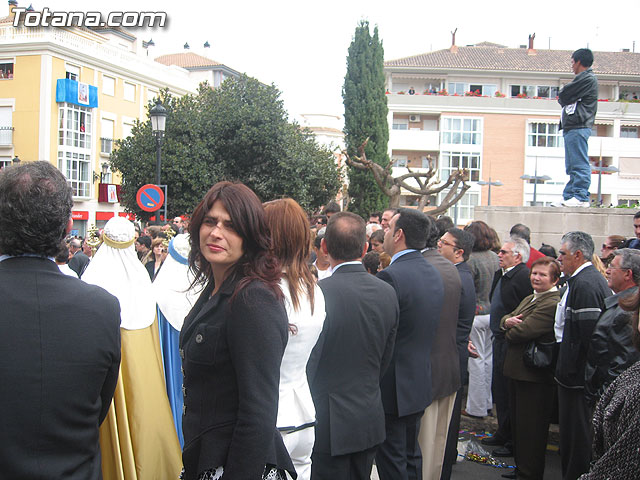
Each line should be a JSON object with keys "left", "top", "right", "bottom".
{"left": 558, "top": 68, "right": 598, "bottom": 131}
{"left": 584, "top": 287, "right": 640, "bottom": 405}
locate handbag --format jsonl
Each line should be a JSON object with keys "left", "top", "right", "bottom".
{"left": 523, "top": 340, "right": 556, "bottom": 369}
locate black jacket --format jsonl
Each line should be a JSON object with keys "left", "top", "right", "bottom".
{"left": 584, "top": 287, "right": 640, "bottom": 405}
{"left": 0, "top": 257, "right": 121, "bottom": 480}
{"left": 555, "top": 264, "right": 611, "bottom": 388}
{"left": 456, "top": 261, "right": 477, "bottom": 384}
{"left": 377, "top": 250, "right": 444, "bottom": 416}
{"left": 180, "top": 274, "right": 295, "bottom": 480}
{"left": 308, "top": 263, "right": 398, "bottom": 456}
{"left": 490, "top": 263, "right": 532, "bottom": 336}
{"left": 558, "top": 68, "right": 598, "bottom": 132}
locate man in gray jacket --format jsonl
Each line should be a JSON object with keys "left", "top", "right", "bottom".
{"left": 557, "top": 48, "right": 598, "bottom": 208}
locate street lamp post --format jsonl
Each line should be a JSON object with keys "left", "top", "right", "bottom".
{"left": 592, "top": 162, "right": 619, "bottom": 206}
{"left": 150, "top": 99, "right": 167, "bottom": 221}
{"left": 520, "top": 156, "right": 551, "bottom": 206}
{"left": 477, "top": 177, "right": 503, "bottom": 206}
{"left": 100, "top": 162, "right": 109, "bottom": 183}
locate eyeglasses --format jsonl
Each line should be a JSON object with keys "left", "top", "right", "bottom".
{"left": 602, "top": 244, "right": 616, "bottom": 250}
{"left": 439, "top": 238, "right": 459, "bottom": 249}
{"left": 606, "top": 266, "right": 630, "bottom": 271}
{"left": 499, "top": 249, "right": 514, "bottom": 255}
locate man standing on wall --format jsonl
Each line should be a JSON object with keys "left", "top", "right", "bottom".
{"left": 556, "top": 48, "right": 598, "bottom": 208}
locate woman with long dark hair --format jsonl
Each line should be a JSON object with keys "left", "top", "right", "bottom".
{"left": 180, "top": 182, "right": 294, "bottom": 480}
{"left": 264, "top": 198, "right": 326, "bottom": 480}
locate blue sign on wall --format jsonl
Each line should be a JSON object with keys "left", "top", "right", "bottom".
{"left": 56, "top": 78, "right": 98, "bottom": 108}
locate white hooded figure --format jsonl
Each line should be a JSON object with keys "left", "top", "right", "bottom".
{"left": 151, "top": 233, "right": 202, "bottom": 447}
{"left": 82, "top": 216, "right": 182, "bottom": 478}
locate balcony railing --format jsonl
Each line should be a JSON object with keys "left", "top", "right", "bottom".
{"left": 0, "top": 126, "right": 14, "bottom": 145}
{"left": 100, "top": 137, "right": 113, "bottom": 155}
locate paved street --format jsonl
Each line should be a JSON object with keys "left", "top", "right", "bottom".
{"left": 370, "top": 400, "right": 564, "bottom": 479}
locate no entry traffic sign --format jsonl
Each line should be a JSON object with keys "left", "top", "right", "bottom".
{"left": 136, "top": 184, "right": 165, "bottom": 212}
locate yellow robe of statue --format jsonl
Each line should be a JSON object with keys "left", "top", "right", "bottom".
{"left": 99, "top": 319, "right": 182, "bottom": 479}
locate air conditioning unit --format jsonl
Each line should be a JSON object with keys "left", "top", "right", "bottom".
{"left": 409, "top": 115, "right": 420, "bottom": 122}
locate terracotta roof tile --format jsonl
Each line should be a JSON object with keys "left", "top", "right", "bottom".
{"left": 385, "top": 45, "right": 640, "bottom": 76}
{"left": 154, "top": 52, "right": 222, "bottom": 69}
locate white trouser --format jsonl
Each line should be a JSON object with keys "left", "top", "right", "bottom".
{"left": 280, "top": 426, "right": 314, "bottom": 480}
{"left": 465, "top": 314, "right": 493, "bottom": 417}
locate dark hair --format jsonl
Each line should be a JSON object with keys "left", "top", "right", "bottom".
{"left": 136, "top": 235, "right": 152, "bottom": 249}
{"left": 369, "top": 229, "right": 385, "bottom": 244}
{"left": 539, "top": 243, "right": 557, "bottom": 258}
{"left": 394, "top": 208, "right": 429, "bottom": 250}
{"left": 607, "top": 235, "right": 627, "bottom": 249}
{"left": 369, "top": 212, "right": 381, "bottom": 223}
{"left": 464, "top": 220, "right": 498, "bottom": 252}
{"left": 324, "top": 212, "right": 366, "bottom": 262}
{"left": 55, "top": 241, "right": 70, "bottom": 264}
{"left": 447, "top": 227, "right": 475, "bottom": 262}
{"left": 363, "top": 251, "right": 380, "bottom": 274}
{"left": 572, "top": 48, "right": 594, "bottom": 68}
{"left": 383, "top": 208, "right": 399, "bottom": 216}
{"left": 324, "top": 201, "right": 341, "bottom": 215}
{"left": 0, "top": 161, "right": 72, "bottom": 257}
{"left": 264, "top": 198, "right": 316, "bottom": 314}
{"left": 435, "top": 215, "right": 454, "bottom": 238}
{"left": 188, "top": 181, "right": 281, "bottom": 300}
{"left": 530, "top": 256, "right": 561, "bottom": 283}
{"left": 510, "top": 223, "right": 531, "bottom": 244}
{"left": 424, "top": 215, "right": 440, "bottom": 249}
{"left": 313, "top": 233, "right": 324, "bottom": 249}
{"left": 315, "top": 214, "right": 328, "bottom": 226}
{"left": 619, "top": 290, "right": 640, "bottom": 351}
{"left": 634, "top": 211, "right": 640, "bottom": 220}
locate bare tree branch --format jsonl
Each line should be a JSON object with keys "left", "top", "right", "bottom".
{"left": 343, "top": 140, "right": 470, "bottom": 211}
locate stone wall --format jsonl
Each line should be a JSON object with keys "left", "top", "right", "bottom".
{"left": 473, "top": 206, "right": 637, "bottom": 251}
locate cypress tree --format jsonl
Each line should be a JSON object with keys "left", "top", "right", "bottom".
{"left": 343, "top": 20, "right": 389, "bottom": 217}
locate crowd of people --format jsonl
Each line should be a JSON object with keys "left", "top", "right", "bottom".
{"left": 1, "top": 161, "right": 640, "bottom": 480}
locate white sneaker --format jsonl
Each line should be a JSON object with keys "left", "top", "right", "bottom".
{"left": 550, "top": 200, "right": 564, "bottom": 207}
{"left": 561, "top": 197, "right": 590, "bottom": 207}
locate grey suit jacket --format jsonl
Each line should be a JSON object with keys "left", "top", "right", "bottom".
{"left": 423, "top": 249, "right": 462, "bottom": 400}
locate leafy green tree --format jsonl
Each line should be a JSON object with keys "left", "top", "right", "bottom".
{"left": 110, "top": 77, "right": 341, "bottom": 221}
{"left": 343, "top": 20, "right": 389, "bottom": 217}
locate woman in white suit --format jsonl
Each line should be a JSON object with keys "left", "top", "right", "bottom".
{"left": 264, "top": 198, "right": 326, "bottom": 480}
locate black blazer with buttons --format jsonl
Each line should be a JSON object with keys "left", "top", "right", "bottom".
{"left": 0, "top": 257, "right": 121, "bottom": 480}
{"left": 179, "top": 272, "right": 295, "bottom": 480}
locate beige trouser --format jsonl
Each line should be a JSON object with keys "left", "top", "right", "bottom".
{"left": 418, "top": 393, "right": 457, "bottom": 480}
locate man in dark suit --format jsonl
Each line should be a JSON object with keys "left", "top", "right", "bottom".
{"left": 308, "top": 212, "right": 399, "bottom": 480}
{"left": 0, "top": 161, "right": 121, "bottom": 480}
{"left": 68, "top": 236, "right": 90, "bottom": 276}
{"left": 437, "top": 227, "right": 477, "bottom": 480}
{"left": 483, "top": 236, "right": 532, "bottom": 457}
{"left": 419, "top": 216, "right": 461, "bottom": 479}
{"left": 376, "top": 208, "right": 444, "bottom": 480}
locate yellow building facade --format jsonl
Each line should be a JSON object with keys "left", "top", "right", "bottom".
{"left": 0, "top": 6, "right": 198, "bottom": 235}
